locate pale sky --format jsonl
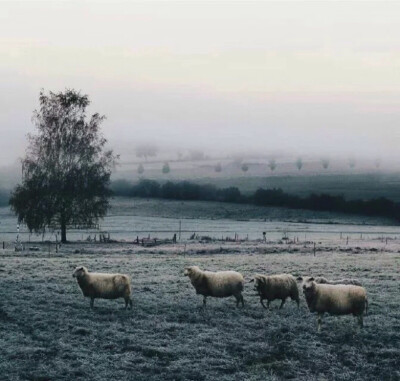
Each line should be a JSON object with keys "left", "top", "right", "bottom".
{"left": 1, "top": 1, "right": 400, "bottom": 165}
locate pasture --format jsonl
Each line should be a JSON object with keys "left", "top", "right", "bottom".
{"left": 0, "top": 243, "right": 399, "bottom": 380}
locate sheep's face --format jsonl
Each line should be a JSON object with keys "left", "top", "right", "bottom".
{"left": 184, "top": 266, "right": 199, "bottom": 277}
{"left": 253, "top": 276, "right": 266, "bottom": 293}
{"left": 72, "top": 266, "right": 87, "bottom": 279}
{"left": 184, "top": 267, "right": 194, "bottom": 277}
{"left": 302, "top": 278, "right": 316, "bottom": 296}
{"left": 297, "top": 276, "right": 317, "bottom": 289}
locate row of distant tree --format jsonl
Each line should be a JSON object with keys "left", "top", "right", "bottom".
{"left": 135, "top": 157, "right": 381, "bottom": 175}
{"left": 111, "top": 179, "right": 400, "bottom": 222}
{"left": 135, "top": 145, "right": 382, "bottom": 171}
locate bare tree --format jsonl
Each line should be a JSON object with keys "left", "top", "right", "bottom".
{"left": 215, "top": 162, "right": 222, "bottom": 172}
{"left": 296, "top": 157, "right": 303, "bottom": 171}
{"left": 348, "top": 157, "right": 356, "bottom": 169}
{"left": 162, "top": 162, "right": 170, "bottom": 174}
{"left": 321, "top": 158, "right": 330, "bottom": 169}
{"left": 241, "top": 163, "right": 249, "bottom": 173}
{"left": 138, "top": 163, "right": 144, "bottom": 175}
{"left": 268, "top": 159, "right": 277, "bottom": 171}
{"left": 9, "top": 89, "right": 117, "bottom": 243}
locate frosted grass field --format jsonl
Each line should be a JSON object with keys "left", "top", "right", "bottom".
{"left": 1, "top": 197, "right": 399, "bottom": 380}
{"left": 0, "top": 242, "right": 399, "bottom": 380}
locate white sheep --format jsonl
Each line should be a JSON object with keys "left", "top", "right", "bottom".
{"left": 297, "top": 276, "right": 362, "bottom": 286}
{"left": 72, "top": 266, "right": 133, "bottom": 309}
{"left": 184, "top": 266, "right": 244, "bottom": 307}
{"left": 326, "top": 278, "right": 362, "bottom": 286}
{"left": 250, "top": 274, "right": 300, "bottom": 310}
{"left": 301, "top": 277, "right": 368, "bottom": 331}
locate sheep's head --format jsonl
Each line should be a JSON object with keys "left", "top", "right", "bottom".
{"left": 72, "top": 266, "right": 88, "bottom": 279}
{"left": 250, "top": 275, "right": 267, "bottom": 293}
{"left": 184, "top": 266, "right": 200, "bottom": 277}
{"left": 302, "top": 277, "right": 317, "bottom": 296}
{"left": 297, "top": 275, "right": 327, "bottom": 287}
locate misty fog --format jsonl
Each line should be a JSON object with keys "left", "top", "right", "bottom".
{"left": 1, "top": 1, "right": 400, "bottom": 181}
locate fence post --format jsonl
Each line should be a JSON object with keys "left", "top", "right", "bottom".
{"left": 313, "top": 242, "right": 316, "bottom": 257}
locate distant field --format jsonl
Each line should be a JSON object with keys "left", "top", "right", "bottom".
{"left": 0, "top": 242, "right": 399, "bottom": 380}
{"left": 1, "top": 198, "right": 399, "bottom": 243}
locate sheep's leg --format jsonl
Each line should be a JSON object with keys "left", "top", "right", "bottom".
{"left": 124, "top": 297, "right": 132, "bottom": 310}
{"left": 358, "top": 315, "right": 363, "bottom": 328}
{"left": 279, "top": 298, "right": 286, "bottom": 309}
{"left": 235, "top": 294, "right": 244, "bottom": 308}
{"left": 317, "top": 313, "right": 323, "bottom": 332}
{"left": 203, "top": 296, "right": 207, "bottom": 308}
{"left": 260, "top": 298, "right": 269, "bottom": 310}
{"left": 235, "top": 295, "right": 240, "bottom": 308}
{"left": 90, "top": 298, "right": 94, "bottom": 309}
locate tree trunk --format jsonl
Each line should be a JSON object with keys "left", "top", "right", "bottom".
{"left": 61, "top": 218, "right": 67, "bottom": 243}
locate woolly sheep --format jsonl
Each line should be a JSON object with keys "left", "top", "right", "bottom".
{"left": 326, "top": 278, "right": 362, "bottom": 286}
{"left": 297, "top": 276, "right": 362, "bottom": 286}
{"left": 301, "top": 277, "right": 368, "bottom": 331}
{"left": 184, "top": 266, "right": 244, "bottom": 307}
{"left": 72, "top": 266, "right": 133, "bottom": 309}
{"left": 250, "top": 274, "right": 299, "bottom": 310}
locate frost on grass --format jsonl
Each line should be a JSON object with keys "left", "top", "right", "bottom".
{"left": 0, "top": 242, "right": 399, "bottom": 381}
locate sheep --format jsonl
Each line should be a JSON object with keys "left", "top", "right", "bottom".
{"left": 249, "top": 274, "right": 300, "bottom": 310}
{"left": 326, "top": 278, "right": 362, "bottom": 286}
{"left": 184, "top": 266, "right": 244, "bottom": 308}
{"left": 297, "top": 276, "right": 362, "bottom": 286}
{"left": 301, "top": 277, "right": 368, "bottom": 331}
{"left": 72, "top": 266, "right": 132, "bottom": 309}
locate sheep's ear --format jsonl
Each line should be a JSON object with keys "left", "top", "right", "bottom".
{"left": 248, "top": 278, "right": 254, "bottom": 283}
{"left": 308, "top": 277, "right": 314, "bottom": 282}
{"left": 296, "top": 276, "right": 303, "bottom": 281}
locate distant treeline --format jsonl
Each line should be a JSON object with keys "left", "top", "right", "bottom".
{"left": 111, "top": 179, "right": 400, "bottom": 222}
{"left": 111, "top": 179, "right": 242, "bottom": 203}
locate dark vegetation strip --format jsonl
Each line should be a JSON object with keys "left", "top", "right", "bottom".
{"left": 111, "top": 179, "right": 400, "bottom": 222}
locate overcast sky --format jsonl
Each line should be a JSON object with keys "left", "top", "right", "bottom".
{"left": 1, "top": 1, "right": 400, "bottom": 165}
